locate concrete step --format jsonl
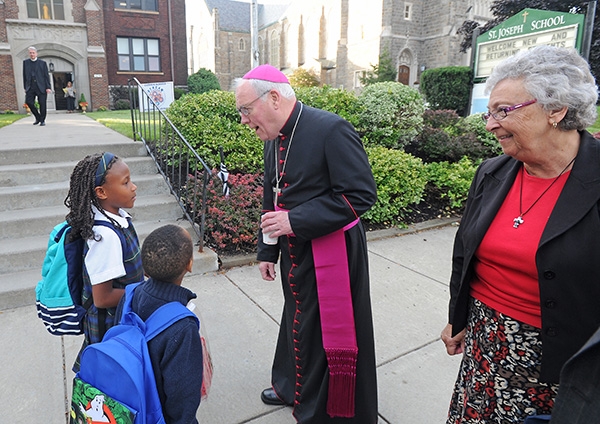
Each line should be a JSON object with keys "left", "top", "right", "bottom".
{"left": 0, "top": 174, "right": 171, "bottom": 212}
{"left": 0, "top": 192, "right": 189, "bottom": 240}
{"left": 0, "top": 156, "right": 159, "bottom": 187}
{"left": 0, "top": 137, "right": 219, "bottom": 311}
{"left": 0, "top": 245, "right": 218, "bottom": 311}
{"left": 0, "top": 143, "right": 148, "bottom": 166}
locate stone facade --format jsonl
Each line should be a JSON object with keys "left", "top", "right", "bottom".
{"left": 0, "top": 0, "right": 187, "bottom": 112}
{"left": 191, "top": 0, "right": 493, "bottom": 92}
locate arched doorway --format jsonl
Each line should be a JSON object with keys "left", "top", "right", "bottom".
{"left": 43, "top": 56, "right": 75, "bottom": 111}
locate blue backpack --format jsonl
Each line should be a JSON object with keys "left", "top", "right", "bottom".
{"left": 71, "top": 282, "right": 199, "bottom": 424}
{"left": 35, "top": 220, "right": 126, "bottom": 335}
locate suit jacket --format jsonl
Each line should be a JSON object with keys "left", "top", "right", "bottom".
{"left": 550, "top": 325, "right": 600, "bottom": 423}
{"left": 23, "top": 58, "right": 51, "bottom": 93}
{"left": 449, "top": 131, "right": 600, "bottom": 383}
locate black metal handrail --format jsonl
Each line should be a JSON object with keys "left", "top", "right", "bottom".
{"left": 127, "top": 77, "right": 211, "bottom": 251}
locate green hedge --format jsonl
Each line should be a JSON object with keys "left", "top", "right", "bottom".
{"left": 163, "top": 85, "right": 487, "bottom": 249}
{"left": 420, "top": 66, "right": 472, "bottom": 116}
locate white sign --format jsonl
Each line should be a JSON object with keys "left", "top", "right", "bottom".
{"left": 476, "top": 25, "right": 579, "bottom": 78}
{"left": 138, "top": 81, "right": 175, "bottom": 111}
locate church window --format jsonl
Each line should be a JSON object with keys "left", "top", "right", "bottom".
{"left": 114, "top": 0, "right": 158, "bottom": 12}
{"left": 404, "top": 3, "right": 412, "bottom": 20}
{"left": 354, "top": 70, "right": 366, "bottom": 88}
{"left": 270, "top": 31, "right": 280, "bottom": 69}
{"left": 239, "top": 38, "right": 246, "bottom": 51}
{"left": 117, "top": 37, "right": 161, "bottom": 72}
{"left": 27, "top": 0, "right": 64, "bottom": 20}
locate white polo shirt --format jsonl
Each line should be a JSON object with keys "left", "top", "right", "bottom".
{"left": 85, "top": 206, "right": 132, "bottom": 285}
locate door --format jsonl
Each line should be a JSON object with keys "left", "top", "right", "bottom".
{"left": 398, "top": 65, "right": 410, "bottom": 85}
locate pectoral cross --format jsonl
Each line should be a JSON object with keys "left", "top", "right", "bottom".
{"left": 513, "top": 216, "right": 524, "bottom": 229}
{"left": 273, "top": 186, "right": 281, "bottom": 205}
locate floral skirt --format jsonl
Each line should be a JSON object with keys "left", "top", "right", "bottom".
{"left": 446, "top": 298, "right": 558, "bottom": 424}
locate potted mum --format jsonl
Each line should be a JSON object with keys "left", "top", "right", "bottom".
{"left": 79, "top": 93, "right": 88, "bottom": 113}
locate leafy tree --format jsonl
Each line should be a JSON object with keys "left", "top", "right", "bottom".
{"left": 187, "top": 68, "right": 221, "bottom": 94}
{"left": 457, "top": 1, "right": 599, "bottom": 78}
{"left": 360, "top": 49, "right": 397, "bottom": 85}
{"left": 288, "top": 68, "right": 320, "bottom": 87}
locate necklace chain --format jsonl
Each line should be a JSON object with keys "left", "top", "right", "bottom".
{"left": 274, "top": 103, "right": 303, "bottom": 205}
{"left": 513, "top": 157, "right": 576, "bottom": 228}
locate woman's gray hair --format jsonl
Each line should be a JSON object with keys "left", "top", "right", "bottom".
{"left": 232, "top": 77, "right": 296, "bottom": 100}
{"left": 485, "top": 45, "right": 598, "bottom": 130}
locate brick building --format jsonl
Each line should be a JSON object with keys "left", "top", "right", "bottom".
{"left": 189, "top": 0, "right": 493, "bottom": 92}
{"left": 0, "top": 0, "right": 187, "bottom": 113}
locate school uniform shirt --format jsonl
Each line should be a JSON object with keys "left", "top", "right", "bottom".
{"left": 85, "top": 206, "right": 134, "bottom": 285}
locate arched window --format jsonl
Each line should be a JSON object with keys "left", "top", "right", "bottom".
{"left": 239, "top": 38, "right": 246, "bottom": 51}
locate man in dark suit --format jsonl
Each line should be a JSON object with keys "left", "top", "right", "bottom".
{"left": 23, "top": 46, "right": 52, "bottom": 126}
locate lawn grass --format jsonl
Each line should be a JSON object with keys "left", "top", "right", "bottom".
{"left": 587, "top": 106, "right": 600, "bottom": 135}
{"left": 0, "top": 113, "right": 26, "bottom": 129}
{"left": 86, "top": 110, "right": 134, "bottom": 139}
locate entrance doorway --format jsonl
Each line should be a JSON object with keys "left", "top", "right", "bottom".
{"left": 398, "top": 65, "right": 410, "bottom": 85}
{"left": 52, "top": 72, "right": 73, "bottom": 111}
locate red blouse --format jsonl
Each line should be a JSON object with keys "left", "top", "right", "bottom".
{"left": 470, "top": 167, "right": 571, "bottom": 328}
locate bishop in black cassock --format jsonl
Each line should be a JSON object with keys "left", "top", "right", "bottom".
{"left": 235, "top": 65, "right": 378, "bottom": 424}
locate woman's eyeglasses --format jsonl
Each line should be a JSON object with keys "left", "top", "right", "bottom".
{"left": 481, "top": 99, "right": 537, "bottom": 122}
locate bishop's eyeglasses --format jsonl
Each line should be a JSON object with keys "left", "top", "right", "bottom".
{"left": 237, "top": 90, "right": 271, "bottom": 116}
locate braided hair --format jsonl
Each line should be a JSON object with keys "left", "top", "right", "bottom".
{"left": 64, "top": 153, "right": 121, "bottom": 241}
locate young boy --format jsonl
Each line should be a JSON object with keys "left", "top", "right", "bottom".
{"left": 115, "top": 224, "right": 203, "bottom": 424}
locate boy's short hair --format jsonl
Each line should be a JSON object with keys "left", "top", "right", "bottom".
{"left": 142, "top": 225, "right": 193, "bottom": 282}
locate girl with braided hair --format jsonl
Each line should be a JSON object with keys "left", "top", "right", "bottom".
{"left": 66, "top": 152, "right": 144, "bottom": 372}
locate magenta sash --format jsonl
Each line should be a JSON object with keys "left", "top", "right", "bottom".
{"left": 274, "top": 206, "right": 359, "bottom": 417}
{"left": 312, "top": 219, "right": 359, "bottom": 418}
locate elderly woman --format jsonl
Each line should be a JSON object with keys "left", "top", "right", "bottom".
{"left": 440, "top": 45, "right": 600, "bottom": 423}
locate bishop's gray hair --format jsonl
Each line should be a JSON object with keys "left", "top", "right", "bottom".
{"left": 233, "top": 77, "right": 296, "bottom": 100}
{"left": 485, "top": 45, "right": 598, "bottom": 131}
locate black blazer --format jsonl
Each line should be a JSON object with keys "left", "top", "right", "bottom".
{"left": 23, "top": 58, "right": 51, "bottom": 93}
{"left": 550, "top": 324, "right": 600, "bottom": 423}
{"left": 448, "top": 131, "right": 600, "bottom": 383}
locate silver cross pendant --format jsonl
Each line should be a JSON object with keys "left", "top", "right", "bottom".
{"left": 513, "top": 216, "right": 524, "bottom": 229}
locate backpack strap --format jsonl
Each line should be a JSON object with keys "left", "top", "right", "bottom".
{"left": 121, "top": 283, "right": 199, "bottom": 340}
{"left": 144, "top": 302, "right": 199, "bottom": 341}
{"left": 93, "top": 220, "right": 128, "bottom": 250}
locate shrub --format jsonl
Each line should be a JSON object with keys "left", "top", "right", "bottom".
{"left": 426, "top": 157, "right": 477, "bottom": 208}
{"left": 357, "top": 82, "right": 424, "bottom": 149}
{"left": 460, "top": 114, "right": 502, "bottom": 157}
{"left": 201, "top": 170, "right": 263, "bottom": 254}
{"left": 165, "top": 91, "right": 263, "bottom": 173}
{"left": 96, "top": 106, "right": 108, "bottom": 112}
{"left": 420, "top": 66, "right": 472, "bottom": 116}
{"left": 406, "top": 109, "right": 502, "bottom": 163}
{"left": 174, "top": 87, "right": 186, "bottom": 99}
{"left": 295, "top": 85, "right": 363, "bottom": 129}
{"left": 363, "top": 146, "right": 428, "bottom": 225}
{"left": 289, "top": 68, "right": 320, "bottom": 87}
{"left": 114, "top": 99, "right": 131, "bottom": 110}
{"left": 422, "top": 109, "right": 461, "bottom": 129}
{"left": 187, "top": 68, "right": 221, "bottom": 94}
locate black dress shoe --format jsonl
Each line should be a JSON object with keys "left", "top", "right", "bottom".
{"left": 33, "top": 121, "right": 40, "bottom": 125}
{"left": 39, "top": 122, "right": 45, "bottom": 126}
{"left": 260, "top": 387, "right": 288, "bottom": 406}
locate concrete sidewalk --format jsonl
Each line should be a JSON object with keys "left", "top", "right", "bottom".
{"left": 0, "top": 112, "right": 464, "bottom": 423}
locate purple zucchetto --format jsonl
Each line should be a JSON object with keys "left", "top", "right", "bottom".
{"left": 242, "top": 64, "right": 290, "bottom": 84}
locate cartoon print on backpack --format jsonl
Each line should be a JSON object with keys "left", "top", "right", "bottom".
{"left": 75, "top": 393, "right": 118, "bottom": 424}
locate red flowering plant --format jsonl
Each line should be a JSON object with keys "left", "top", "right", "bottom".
{"left": 189, "top": 170, "right": 264, "bottom": 255}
